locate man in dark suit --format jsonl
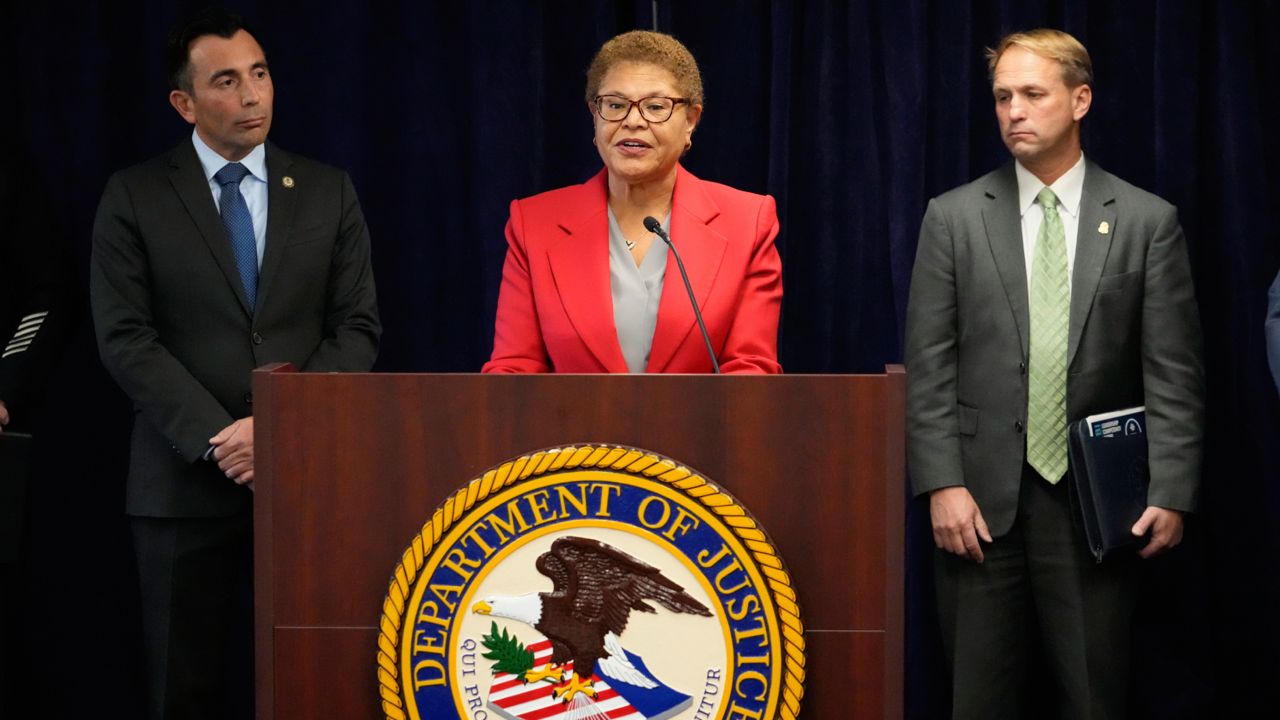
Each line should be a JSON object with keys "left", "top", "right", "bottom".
{"left": 90, "top": 9, "right": 380, "bottom": 718}
{"left": 905, "top": 29, "right": 1203, "bottom": 719}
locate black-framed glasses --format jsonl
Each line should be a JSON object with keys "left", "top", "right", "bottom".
{"left": 593, "top": 95, "right": 690, "bottom": 123}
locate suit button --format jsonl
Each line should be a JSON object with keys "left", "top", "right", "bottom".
{"left": 1015, "top": 421, "right": 1024, "bottom": 433}
{"left": 252, "top": 332, "right": 263, "bottom": 345}
{"left": 1019, "top": 362, "right": 1027, "bottom": 375}
{"left": 244, "top": 393, "right": 253, "bottom": 406}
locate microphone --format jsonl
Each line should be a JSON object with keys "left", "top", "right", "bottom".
{"left": 644, "top": 216, "right": 720, "bottom": 374}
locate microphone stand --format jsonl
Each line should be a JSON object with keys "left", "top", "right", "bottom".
{"left": 643, "top": 216, "right": 720, "bottom": 374}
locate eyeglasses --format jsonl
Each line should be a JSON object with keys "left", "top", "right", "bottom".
{"left": 593, "top": 95, "right": 690, "bottom": 123}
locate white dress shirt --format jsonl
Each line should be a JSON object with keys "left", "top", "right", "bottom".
{"left": 1016, "top": 153, "right": 1086, "bottom": 293}
{"left": 191, "top": 130, "right": 268, "bottom": 267}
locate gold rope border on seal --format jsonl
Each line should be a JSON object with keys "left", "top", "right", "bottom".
{"left": 376, "top": 445, "right": 806, "bottom": 720}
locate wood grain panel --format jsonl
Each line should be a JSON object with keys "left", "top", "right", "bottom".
{"left": 254, "top": 369, "right": 905, "bottom": 719}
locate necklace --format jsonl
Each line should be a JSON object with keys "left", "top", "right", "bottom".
{"left": 625, "top": 239, "right": 637, "bottom": 251}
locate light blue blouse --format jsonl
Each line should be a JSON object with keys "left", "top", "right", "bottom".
{"left": 607, "top": 209, "right": 670, "bottom": 373}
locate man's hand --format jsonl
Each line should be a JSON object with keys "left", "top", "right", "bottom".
{"left": 0, "top": 399, "right": 8, "bottom": 431}
{"left": 930, "top": 486, "right": 993, "bottom": 563}
{"left": 1132, "top": 506, "right": 1184, "bottom": 559}
{"left": 210, "top": 417, "right": 254, "bottom": 486}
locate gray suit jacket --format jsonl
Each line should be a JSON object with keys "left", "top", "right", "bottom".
{"left": 91, "top": 140, "right": 380, "bottom": 518}
{"left": 905, "top": 160, "right": 1204, "bottom": 536}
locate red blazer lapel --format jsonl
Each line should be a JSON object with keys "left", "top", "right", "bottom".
{"left": 647, "top": 166, "right": 728, "bottom": 373}
{"left": 546, "top": 172, "right": 629, "bottom": 373}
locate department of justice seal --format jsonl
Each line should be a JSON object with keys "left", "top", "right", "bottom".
{"left": 377, "top": 445, "right": 805, "bottom": 720}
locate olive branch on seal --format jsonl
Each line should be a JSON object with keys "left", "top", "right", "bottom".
{"left": 480, "top": 621, "right": 535, "bottom": 680}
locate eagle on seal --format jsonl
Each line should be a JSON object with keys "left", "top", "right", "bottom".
{"left": 472, "top": 536, "right": 712, "bottom": 702}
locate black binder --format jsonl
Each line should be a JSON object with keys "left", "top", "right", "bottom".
{"left": 0, "top": 432, "right": 33, "bottom": 565}
{"left": 1067, "top": 409, "right": 1149, "bottom": 562}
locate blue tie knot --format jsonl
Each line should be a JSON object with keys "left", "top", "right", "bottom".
{"left": 215, "top": 162, "right": 251, "bottom": 188}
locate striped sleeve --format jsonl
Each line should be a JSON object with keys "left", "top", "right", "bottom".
{"left": 2, "top": 310, "right": 49, "bottom": 358}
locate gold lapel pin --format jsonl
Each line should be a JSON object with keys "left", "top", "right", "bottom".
{"left": 1098, "top": 221, "right": 1109, "bottom": 235}
{"left": 282, "top": 176, "right": 295, "bottom": 188}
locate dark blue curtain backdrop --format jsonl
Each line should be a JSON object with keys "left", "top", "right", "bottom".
{"left": 4, "top": 1, "right": 1277, "bottom": 717}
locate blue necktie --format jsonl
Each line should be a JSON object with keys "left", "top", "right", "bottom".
{"left": 214, "top": 162, "right": 258, "bottom": 311}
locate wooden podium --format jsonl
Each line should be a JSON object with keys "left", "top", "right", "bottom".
{"left": 253, "top": 367, "right": 905, "bottom": 719}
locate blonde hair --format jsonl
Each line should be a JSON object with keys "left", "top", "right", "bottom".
{"left": 986, "top": 28, "right": 1093, "bottom": 87}
{"left": 585, "top": 30, "right": 704, "bottom": 106}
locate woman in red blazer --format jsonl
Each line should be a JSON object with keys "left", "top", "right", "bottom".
{"left": 482, "top": 31, "right": 782, "bottom": 374}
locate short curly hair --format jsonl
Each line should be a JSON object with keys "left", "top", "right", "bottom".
{"left": 585, "top": 30, "right": 704, "bottom": 106}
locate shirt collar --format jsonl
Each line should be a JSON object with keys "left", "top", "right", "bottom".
{"left": 191, "top": 129, "right": 267, "bottom": 185}
{"left": 1015, "top": 153, "right": 1085, "bottom": 219}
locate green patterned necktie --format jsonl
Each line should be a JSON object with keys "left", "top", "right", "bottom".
{"left": 1027, "top": 186, "right": 1069, "bottom": 483}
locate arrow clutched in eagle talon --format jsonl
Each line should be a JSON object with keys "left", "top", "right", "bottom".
{"left": 553, "top": 673, "right": 597, "bottom": 702}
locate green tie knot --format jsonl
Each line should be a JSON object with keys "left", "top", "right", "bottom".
{"left": 1037, "top": 186, "right": 1059, "bottom": 212}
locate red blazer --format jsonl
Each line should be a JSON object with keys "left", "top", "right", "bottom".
{"left": 482, "top": 165, "right": 782, "bottom": 374}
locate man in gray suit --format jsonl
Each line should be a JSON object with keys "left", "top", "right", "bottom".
{"left": 905, "top": 29, "right": 1203, "bottom": 718}
{"left": 91, "top": 8, "right": 379, "bottom": 719}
